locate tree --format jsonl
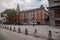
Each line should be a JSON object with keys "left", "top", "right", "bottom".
{"left": 1, "top": 9, "right": 16, "bottom": 24}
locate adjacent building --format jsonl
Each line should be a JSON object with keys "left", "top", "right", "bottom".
{"left": 48, "top": 0, "right": 60, "bottom": 26}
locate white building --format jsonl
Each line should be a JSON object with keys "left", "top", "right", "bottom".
{"left": 0, "top": 14, "right": 7, "bottom": 24}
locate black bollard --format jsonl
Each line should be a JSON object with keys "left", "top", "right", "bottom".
{"left": 18, "top": 27, "right": 21, "bottom": 33}
{"left": 5, "top": 26, "right": 6, "bottom": 29}
{"left": 4, "top": 26, "right": 5, "bottom": 29}
{"left": 7, "top": 27, "right": 9, "bottom": 30}
{"left": 5, "top": 27, "right": 7, "bottom": 29}
{"left": 13, "top": 27, "right": 16, "bottom": 32}
{"left": 7, "top": 26, "right": 9, "bottom": 30}
{"left": 10, "top": 26, "right": 12, "bottom": 31}
{"left": 48, "top": 30, "right": 52, "bottom": 40}
{"left": 25, "top": 28, "right": 28, "bottom": 35}
{"left": 6, "top": 26, "right": 7, "bottom": 30}
{"left": 8, "top": 27, "right": 9, "bottom": 30}
{"left": 3, "top": 26, "right": 4, "bottom": 29}
{"left": 6, "top": 27, "right": 8, "bottom": 29}
{"left": 0, "top": 25, "right": 2, "bottom": 28}
{"left": 34, "top": 29, "right": 37, "bottom": 34}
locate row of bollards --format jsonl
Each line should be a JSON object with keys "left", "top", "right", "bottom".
{"left": 2, "top": 26, "right": 29, "bottom": 35}
{"left": 2, "top": 26, "right": 37, "bottom": 35}
{"left": 2, "top": 26, "right": 53, "bottom": 40}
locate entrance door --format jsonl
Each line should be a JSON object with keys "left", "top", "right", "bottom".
{"left": 37, "top": 22, "right": 40, "bottom": 25}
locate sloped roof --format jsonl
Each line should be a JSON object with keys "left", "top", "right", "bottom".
{"left": 20, "top": 8, "right": 41, "bottom": 13}
{"left": 18, "top": 5, "right": 49, "bottom": 16}
{"left": 19, "top": 5, "right": 45, "bottom": 13}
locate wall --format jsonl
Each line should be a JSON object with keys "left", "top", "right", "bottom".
{"left": 18, "top": 8, "right": 45, "bottom": 24}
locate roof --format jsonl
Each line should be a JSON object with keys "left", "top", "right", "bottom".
{"left": 20, "top": 8, "right": 42, "bottom": 13}
{"left": 19, "top": 5, "right": 45, "bottom": 13}
{"left": 18, "top": 5, "right": 49, "bottom": 16}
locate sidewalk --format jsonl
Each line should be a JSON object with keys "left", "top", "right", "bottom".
{"left": 0, "top": 28, "right": 43, "bottom": 40}
{"left": 0, "top": 25, "right": 60, "bottom": 40}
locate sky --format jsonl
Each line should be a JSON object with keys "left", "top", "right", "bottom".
{"left": 0, "top": 0, "right": 49, "bottom": 13}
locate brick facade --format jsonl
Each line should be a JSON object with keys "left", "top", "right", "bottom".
{"left": 16, "top": 5, "right": 48, "bottom": 25}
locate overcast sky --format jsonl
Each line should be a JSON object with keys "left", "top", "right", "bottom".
{"left": 0, "top": 0, "right": 49, "bottom": 13}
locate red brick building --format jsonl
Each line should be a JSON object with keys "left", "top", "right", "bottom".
{"left": 16, "top": 4, "right": 49, "bottom": 25}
